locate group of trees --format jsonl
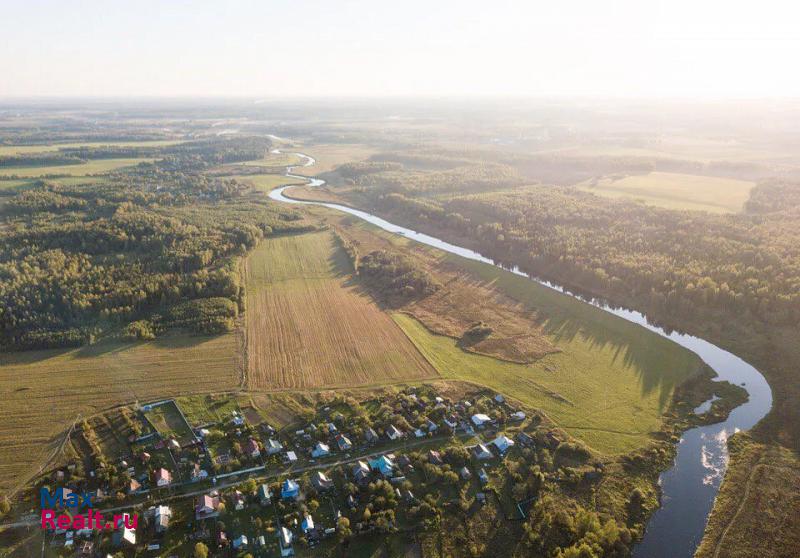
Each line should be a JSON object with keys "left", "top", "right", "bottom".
{"left": 0, "top": 139, "right": 314, "bottom": 351}
{"left": 363, "top": 185, "right": 800, "bottom": 328}
{"left": 358, "top": 250, "right": 440, "bottom": 303}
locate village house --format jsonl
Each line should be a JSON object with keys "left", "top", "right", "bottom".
{"left": 301, "top": 514, "right": 315, "bottom": 534}
{"left": 428, "top": 450, "right": 444, "bottom": 466}
{"left": 153, "top": 505, "right": 171, "bottom": 533}
{"left": 369, "top": 454, "right": 396, "bottom": 477}
{"left": 191, "top": 463, "right": 209, "bottom": 482}
{"left": 233, "top": 490, "right": 246, "bottom": 511}
{"left": 128, "top": 478, "right": 142, "bottom": 494}
{"left": 491, "top": 435, "right": 515, "bottom": 455}
{"left": 312, "top": 471, "right": 334, "bottom": 491}
{"left": 233, "top": 534, "right": 248, "bottom": 550}
{"left": 266, "top": 438, "right": 283, "bottom": 455}
{"left": 473, "top": 443, "right": 494, "bottom": 460}
{"left": 335, "top": 433, "right": 352, "bottom": 451}
{"left": 279, "top": 526, "right": 294, "bottom": 557}
{"left": 443, "top": 415, "right": 459, "bottom": 430}
{"left": 471, "top": 414, "right": 492, "bottom": 428}
{"left": 510, "top": 411, "right": 526, "bottom": 422}
{"left": 352, "top": 460, "right": 371, "bottom": 483}
{"left": 311, "top": 442, "right": 330, "bottom": 458}
{"left": 258, "top": 483, "right": 272, "bottom": 505}
{"left": 364, "top": 427, "right": 379, "bottom": 444}
{"left": 112, "top": 514, "right": 136, "bottom": 547}
{"left": 386, "top": 424, "right": 403, "bottom": 440}
{"left": 155, "top": 468, "right": 172, "bottom": 487}
{"left": 195, "top": 493, "right": 221, "bottom": 520}
{"left": 478, "top": 468, "right": 490, "bottom": 485}
{"left": 284, "top": 450, "right": 298, "bottom": 463}
{"left": 460, "top": 466, "right": 472, "bottom": 480}
{"left": 281, "top": 479, "right": 300, "bottom": 500}
{"left": 245, "top": 438, "right": 261, "bottom": 458}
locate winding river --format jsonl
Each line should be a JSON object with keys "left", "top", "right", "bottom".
{"left": 268, "top": 149, "right": 773, "bottom": 558}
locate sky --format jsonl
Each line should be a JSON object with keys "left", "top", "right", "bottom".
{"left": 1, "top": 0, "right": 799, "bottom": 99}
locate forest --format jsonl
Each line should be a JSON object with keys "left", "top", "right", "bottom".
{"left": 0, "top": 138, "right": 313, "bottom": 350}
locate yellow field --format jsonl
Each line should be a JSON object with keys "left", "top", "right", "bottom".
{"left": 579, "top": 171, "right": 755, "bottom": 213}
{"left": 245, "top": 230, "right": 437, "bottom": 390}
{"left": 0, "top": 333, "right": 239, "bottom": 493}
{"left": 0, "top": 158, "right": 154, "bottom": 178}
{"left": 290, "top": 144, "right": 378, "bottom": 176}
{"left": 0, "top": 139, "right": 183, "bottom": 157}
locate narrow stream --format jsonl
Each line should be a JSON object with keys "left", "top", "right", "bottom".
{"left": 267, "top": 149, "right": 773, "bottom": 558}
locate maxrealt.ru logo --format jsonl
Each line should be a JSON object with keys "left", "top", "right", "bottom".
{"left": 40, "top": 487, "right": 137, "bottom": 531}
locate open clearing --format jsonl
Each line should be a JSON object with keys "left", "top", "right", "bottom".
{"left": 0, "top": 157, "right": 154, "bottom": 178}
{"left": 0, "top": 333, "right": 238, "bottom": 493}
{"left": 245, "top": 230, "right": 437, "bottom": 390}
{"left": 290, "top": 143, "right": 378, "bottom": 176}
{"left": 578, "top": 171, "right": 755, "bottom": 213}
{"left": 392, "top": 251, "right": 706, "bottom": 455}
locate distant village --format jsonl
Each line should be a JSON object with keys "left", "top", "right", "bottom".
{"left": 30, "top": 385, "right": 591, "bottom": 557}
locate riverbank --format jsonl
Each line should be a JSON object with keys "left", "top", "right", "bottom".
{"left": 268, "top": 148, "right": 773, "bottom": 558}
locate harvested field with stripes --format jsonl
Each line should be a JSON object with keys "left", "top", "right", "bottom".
{"left": 245, "top": 230, "right": 437, "bottom": 389}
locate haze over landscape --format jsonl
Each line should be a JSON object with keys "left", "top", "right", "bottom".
{"left": 2, "top": 0, "right": 800, "bottom": 98}
{"left": 0, "top": 2, "right": 799, "bottom": 558}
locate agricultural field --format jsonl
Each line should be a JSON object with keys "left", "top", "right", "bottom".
{"left": 290, "top": 143, "right": 378, "bottom": 176}
{"left": 391, "top": 251, "right": 707, "bottom": 455}
{"left": 0, "top": 333, "right": 239, "bottom": 493}
{"left": 239, "top": 150, "right": 304, "bottom": 168}
{"left": 0, "top": 157, "right": 154, "bottom": 178}
{"left": 578, "top": 171, "right": 755, "bottom": 213}
{"left": 245, "top": 230, "right": 437, "bottom": 390}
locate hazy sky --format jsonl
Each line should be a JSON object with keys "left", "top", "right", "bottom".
{"left": 1, "top": 0, "right": 798, "bottom": 98}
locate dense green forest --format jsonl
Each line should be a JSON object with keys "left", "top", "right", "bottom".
{"left": 0, "top": 138, "right": 313, "bottom": 350}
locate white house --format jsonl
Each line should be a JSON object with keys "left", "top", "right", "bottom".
{"left": 471, "top": 414, "right": 492, "bottom": 428}
{"left": 267, "top": 439, "right": 283, "bottom": 455}
{"left": 279, "top": 526, "right": 294, "bottom": 557}
{"left": 491, "top": 435, "right": 515, "bottom": 455}
{"left": 386, "top": 425, "right": 403, "bottom": 440}
{"left": 311, "top": 442, "right": 330, "bottom": 458}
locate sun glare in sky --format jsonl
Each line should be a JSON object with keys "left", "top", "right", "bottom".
{"left": 1, "top": 0, "right": 798, "bottom": 98}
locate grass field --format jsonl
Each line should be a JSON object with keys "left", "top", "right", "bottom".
{"left": 0, "top": 333, "right": 239, "bottom": 493}
{"left": 0, "top": 157, "right": 154, "bottom": 178}
{"left": 391, "top": 252, "right": 706, "bottom": 455}
{"left": 239, "top": 151, "right": 304, "bottom": 168}
{"left": 245, "top": 230, "right": 437, "bottom": 390}
{"left": 695, "top": 434, "right": 800, "bottom": 558}
{"left": 0, "top": 139, "right": 183, "bottom": 157}
{"left": 142, "top": 400, "right": 195, "bottom": 444}
{"left": 578, "top": 171, "right": 755, "bottom": 213}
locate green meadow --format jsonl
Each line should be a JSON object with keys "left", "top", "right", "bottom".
{"left": 392, "top": 252, "right": 706, "bottom": 455}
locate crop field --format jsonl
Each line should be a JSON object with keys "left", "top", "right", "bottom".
{"left": 0, "top": 157, "right": 155, "bottom": 178}
{"left": 0, "top": 139, "right": 184, "bottom": 157}
{"left": 578, "top": 171, "right": 755, "bottom": 213}
{"left": 0, "top": 333, "right": 239, "bottom": 493}
{"left": 245, "top": 230, "right": 437, "bottom": 390}
{"left": 392, "top": 253, "right": 706, "bottom": 455}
